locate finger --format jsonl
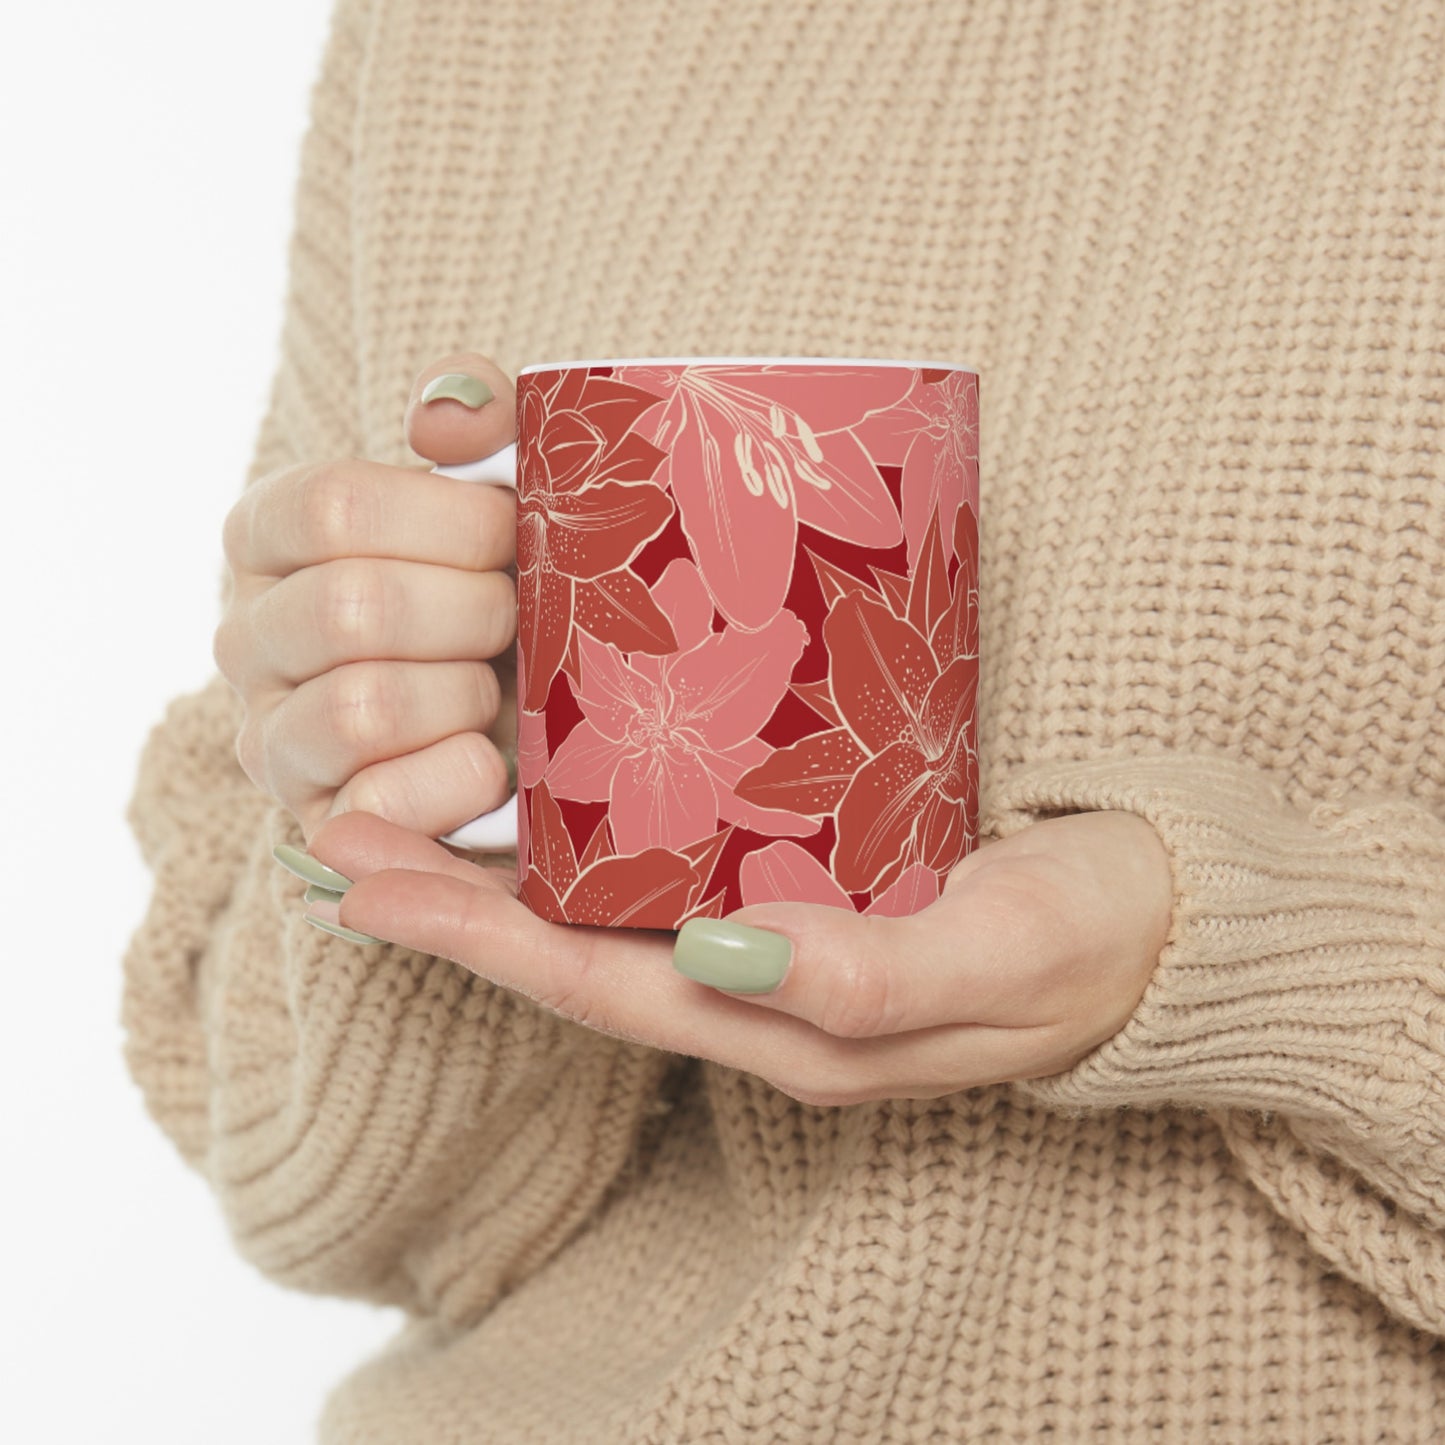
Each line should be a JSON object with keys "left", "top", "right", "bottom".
{"left": 673, "top": 902, "right": 950, "bottom": 1038}
{"left": 221, "top": 557, "right": 517, "bottom": 691}
{"left": 306, "top": 808, "right": 506, "bottom": 890}
{"left": 312, "top": 817, "right": 1062, "bottom": 1105}
{"left": 709, "top": 827, "right": 1167, "bottom": 1042}
{"left": 328, "top": 841, "right": 817, "bottom": 1060}
{"left": 226, "top": 456, "right": 518, "bottom": 578}
{"left": 674, "top": 874, "right": 1063, "bottom": 1038}
{"left": 316, "top": 730, "right": 514, "bottom": 843}
{"left": 261, "top": 658, "right": 500, "bottom": 803}
{"left": 405, "top": 354, "right": 517, "bottom": 466}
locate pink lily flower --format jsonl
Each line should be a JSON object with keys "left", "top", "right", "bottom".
{"left": 612, "top": 364, "right": 911, "bottom": 629}
{"left": 545, "top": 559, "right": 821, "bottom": 854}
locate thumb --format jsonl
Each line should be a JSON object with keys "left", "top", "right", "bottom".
{"left": 672, "top": 899, "right": 943, "bottom": 1040}
{"left": 404, "top": 351, "right": 516, "bottom": 465}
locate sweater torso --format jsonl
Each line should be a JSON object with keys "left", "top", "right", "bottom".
{"left": 138, "top": 1, "right": 1445, "bottom": 1439}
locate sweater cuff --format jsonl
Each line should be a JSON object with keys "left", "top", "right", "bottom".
{"left": 982, "top": 752, "right": 1445, "bottom": 1124}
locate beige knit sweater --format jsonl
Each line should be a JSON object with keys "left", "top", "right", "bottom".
{"left": 122, "top": 1, "right": 1445, "bottom": 1439}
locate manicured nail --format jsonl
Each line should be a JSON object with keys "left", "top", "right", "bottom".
{"left": 421, "top": 372, "right": 493, "bottom": 408}
{"left": 302, "top": 914, "right": 384, "bottom": 946}
{"left": 673, "top": 918, "right": 792, "bottom": 994}
{"left": 272, "top": 844, "right": 352, "bottom": 891}
{"left": 304, "top": 893, "right": 342, "bottom": 926}
{"left": 304, "top": 883, "right": 346, "bottom": 906}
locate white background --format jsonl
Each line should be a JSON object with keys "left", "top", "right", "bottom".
{"left": 0, "top": 3, "right": 404, "bottom": 1441}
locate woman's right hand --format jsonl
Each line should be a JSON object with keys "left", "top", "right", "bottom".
{"left": 214, "top": 353, "right": 519, "bottom": 846}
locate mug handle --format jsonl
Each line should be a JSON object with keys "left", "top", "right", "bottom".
{"left": 429, "top": 443, "right": 520, "bottom": 850}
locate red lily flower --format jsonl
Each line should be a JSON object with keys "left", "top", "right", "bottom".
{"left": 517, "top": 368, "right": 679, "bottom": 711}
{"left": 733, "top": 502, "right": 979, "bottom": 895}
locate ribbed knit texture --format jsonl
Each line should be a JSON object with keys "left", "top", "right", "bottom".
{"left": 122, "top": 0, "right": 1445, "bottom": 1439}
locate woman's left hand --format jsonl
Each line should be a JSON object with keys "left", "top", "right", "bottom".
{"left": 301, "top": 809, "right": 1174, "bottom": 1106}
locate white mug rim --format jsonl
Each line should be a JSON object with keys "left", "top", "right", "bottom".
{"left": 518, "top": 355, "right": 979, "bottom": 376}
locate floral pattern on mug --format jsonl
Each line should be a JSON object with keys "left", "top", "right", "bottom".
{"left": 731, "top": 503, "right": 980, "bottom": 896}
{"left": 612, "top": 365, "right": 911, "bottom": 629}
{"left": 546, "top": 559, "right": 821, "bottom": 854}
{"left": 518, "top": 778, "right": 731, "bottom": 928}
{"left": 853, "top": 366, "right": 980, "bottom": 571}
{"left": 738, "top": 841, "right": 940, "bottom": 917}
{"left": 515, "top": 362, "right": 980, "bottom": 926}
{"left": 516, "top": 368, "right": 678, "bottom": 711}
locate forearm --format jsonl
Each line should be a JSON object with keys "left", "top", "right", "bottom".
{"left": 984, "top": 749, "right": 1445, "bottom": 1331}
{"left": 124, "top": 674, "right": 674, "bottom": 1320}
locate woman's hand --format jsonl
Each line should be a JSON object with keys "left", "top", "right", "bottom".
{"left": 299, "top": 808, "right": 1174, "bottom": 1104}
{"left": 214, "top": 353, "right": 519, "bottom": 844}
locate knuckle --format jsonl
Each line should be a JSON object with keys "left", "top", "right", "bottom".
{"left": 220, "top": 497, "right": 250, "bottom": 566}
{"left": 536, "top": 935, "right": 642, "bottom": 1044}
{"left": 234, "top": 713, "right": 267, "bottom": 789}
{"left": 473, "top": 662, "right": 502, "bottom": 725}
{"left": 975, "top": 860, "right": 1063, "bottom": 956}
{"left": 470, "top": 485, "right": 518, "bottom": 570}
{"left": 451, "top": 728, "right": 507, "bottom": 802}
{"left": 212, "top": 601, "right": 260, "bottom": 683}
{"left": 211, "top": 613, "right": 238, "bottom": 679}
{"left": 324, "top": 662, "right": 403, "bottom": 755}
{"left": 491, "top": 482, "right": 520, "bottom": 538}
{"left": 316, "top": 560, "right": 394, "bottom": 655}
{"left": 298, "top": 461, "right": 370, "bottom": 557}
{"left": 543, "top": 941, "right": 600, "bottom": 1026}
{"left": 479, "top": 572, "right": 519, "bottom": 655}
{"left": 340, "top": 762, "right": 413, "bottom": 825}
{"left": 294, "top": 801, "right": 334, "bottom": 850}
{"left": 969, "top": 857, "right": 1085, "bottom": 1011}
{"left": 1009, "top": 869, "right": 1076, "bottom": 983}
{"left": 816, "top": 934, "right": 900, "bottom": 1040}
{"left": 548, "top": 988, "right": 613, "bottom": 1038}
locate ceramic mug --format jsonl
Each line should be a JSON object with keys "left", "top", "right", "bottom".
{"left": 434, "top": 356, "right": 979, "bottom": 929}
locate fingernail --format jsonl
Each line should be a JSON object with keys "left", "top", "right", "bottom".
{"left": 304, "top": 883, "right": 347, "bottom": 906}
{"left": 421, "top": 372, "right": 493, "bottom": 408}
{"left": 305, "top": 894, "right": 341, "bottom": 926}
{"left": 302, "top": 914, "right": 384, "bottom": 946}
{"left": 673, "top": 918, "right": 792, "bottom": 994}
{"left": 273, "top": 844, "right": 352, "bottom": 892}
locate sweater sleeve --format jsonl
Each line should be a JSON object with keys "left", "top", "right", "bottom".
{"left": 983, "top": 751, "right": 1445, "bottom": 1337}
{"left": 120, "top": 0, "right": 677, "bottom": 1328}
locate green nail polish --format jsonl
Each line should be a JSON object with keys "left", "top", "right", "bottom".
{"left": 421, "top": 372, "right": 493, "bottom": 408}
{"left": 273, "top": 844, "right": 352, "bottom": 892}
{"left": 304, "top": 883, "right": 347, "bottom": 906}
{"left": 302, "top": 914, "right": 384, "bottom": 946}
{"left": 673, "top": 918, "right": 792, "bottom": 994}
